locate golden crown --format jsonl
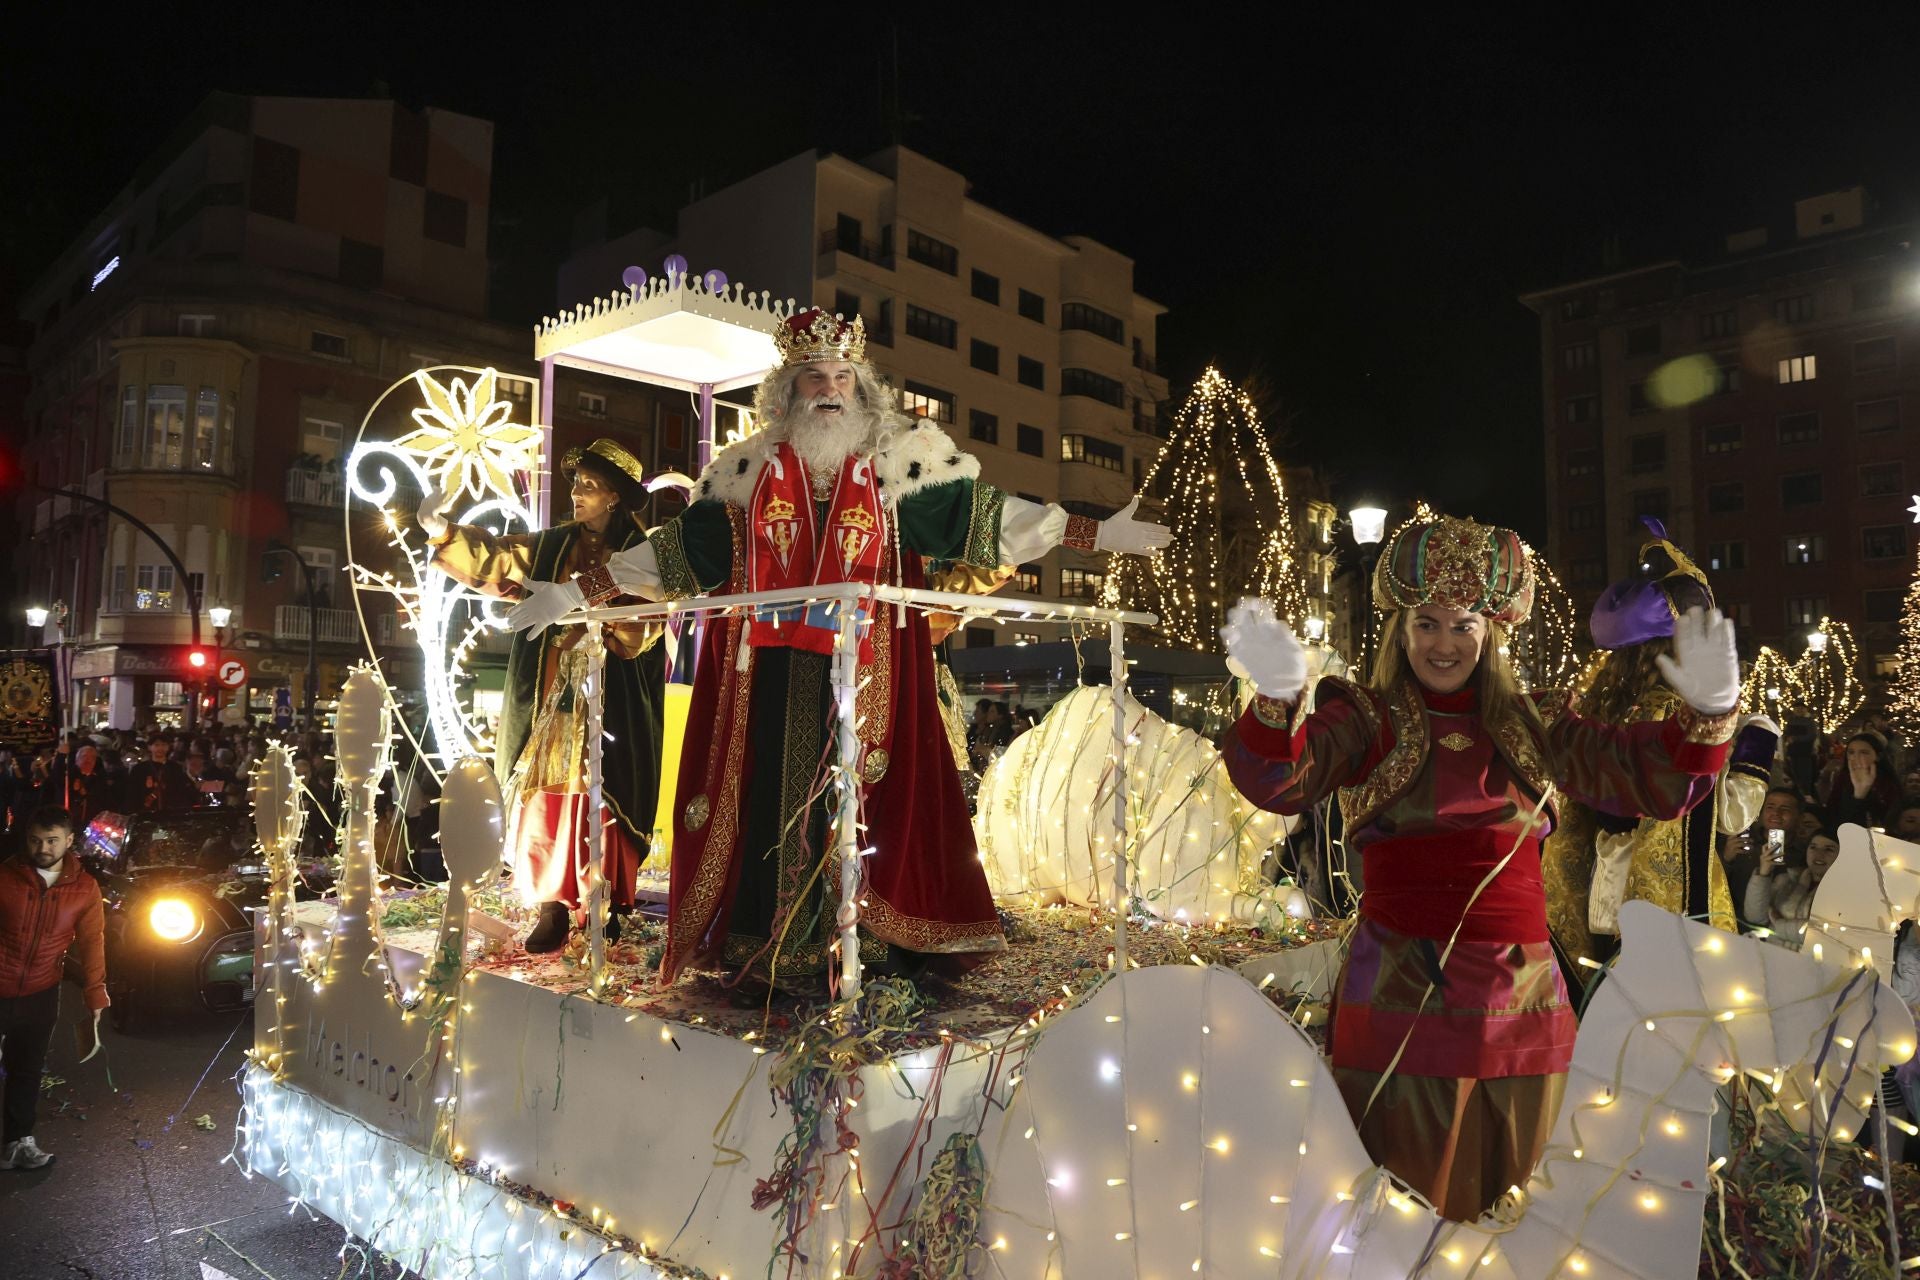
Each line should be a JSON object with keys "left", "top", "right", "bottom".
{"left": 776, "top": 309, "right": 867, "bottom": 367}
{"left": 761, "top": 494, "right": 798, "bottom": 523}
{"left": 835, "top": 506, "right": 878, "bottom": 532}
{"left": 563, "top": 438, "right": 646, "bottom": 485}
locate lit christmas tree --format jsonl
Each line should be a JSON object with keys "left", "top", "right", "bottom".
{"left": 1103, "top": 367, "right": 1307, "bottom": 650}
{"left": 1508, "top": 545, "right": 1585, "bottom": 690}
{"left": 1793, "top": 617, "right": 1865, "bottom": 734}
{"left": 1892, "top": 549, "right": 1920, "bottom": 744}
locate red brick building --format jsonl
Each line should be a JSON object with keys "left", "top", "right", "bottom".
{"left": 1522, "top": 187, "right": 1920, "bottom": 686}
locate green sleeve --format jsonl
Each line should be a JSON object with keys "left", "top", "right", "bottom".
{"left": 898, "top": 479, "right": 1005, "bottom": 565}
{"left": 649, "top": 499, "right": 735, "bottom": 597}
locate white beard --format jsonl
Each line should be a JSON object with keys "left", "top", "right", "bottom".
{"left": 784, "top": 399, "right": 880, "bottom": 476}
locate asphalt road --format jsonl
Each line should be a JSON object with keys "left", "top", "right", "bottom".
{"left": 0, "top": 994, "right": 415, "bottom": 1280}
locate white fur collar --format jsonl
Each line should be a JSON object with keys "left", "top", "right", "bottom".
{"left": 691, "top": 416, "right": 981, "bottom": 508}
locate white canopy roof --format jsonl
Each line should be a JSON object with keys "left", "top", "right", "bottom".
{"left": 533, "top": 275, "right": 793, "bottom": 392}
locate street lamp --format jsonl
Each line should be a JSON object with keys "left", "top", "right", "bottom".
{"left": 1348, "top": 504, "right": 1389, "bottom": 674}
{"left": 1302, "top": 614, "right": 1327, "bottom": 642}
{"left": 208, "top": 606, "right": 232, "bottom": 629}
{"left": 24, "top": 605, "right": 49, "bottom": 629}
{"left": 1807, "top": 629, "right": 1829, "bottom": 654}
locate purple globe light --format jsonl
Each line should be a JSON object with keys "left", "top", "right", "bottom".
{"left": 702, "top": 268, "right": 728, "bottom": 294}
{"left": 662, "top": 254, "right": 689, "bottom": 283}
{"left": 621, "top": 265, "right": 648, "bottom": 291}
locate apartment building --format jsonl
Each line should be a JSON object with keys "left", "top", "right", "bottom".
{"left": 1521, "top": 187, "right": 1920, "bottom": 679}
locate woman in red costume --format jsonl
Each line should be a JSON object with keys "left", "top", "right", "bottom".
{"left": 1219, "top": 515, "right": 1742, "bottom": 1221}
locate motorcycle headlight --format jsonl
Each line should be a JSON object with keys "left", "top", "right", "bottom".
{"left": 149, "top": 897, "right": 201, "bottom": 943}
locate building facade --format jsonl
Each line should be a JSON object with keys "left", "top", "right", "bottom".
{"left": 11, "top": 94, "right": 677, "bottom": 730}
{"left": 562, "top": 146, "right": 1172, "bottom": 647}
{"left": 1522, "top": 187, "right": 1920, "bottom": 683}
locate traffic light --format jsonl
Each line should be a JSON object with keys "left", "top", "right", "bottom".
{"left": 185, "top": 646, "right": 212, "bottom": 672}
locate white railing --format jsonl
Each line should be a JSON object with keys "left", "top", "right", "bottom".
{"left": 564, "top": 584, "right": 1155, "bottom": 1001}
{"left": 285, "top": 469, "right": 346, "bottom": 507}
{"left": 274, "top": 605, "right": 359, "bottom": 644}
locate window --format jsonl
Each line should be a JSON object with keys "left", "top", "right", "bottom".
{"left": 1776, "top": 354, "right": 1817, "bottom": 383}
{"left": 1776, "top": 412, "right": 1820, "bottom": 445}
{"left": 833, "top": 289, "right": 861, "bottom": 320}
{"left": 970, "top": 339, "right": 999, "bottom": 374}
{"left": 1865, "top": 589, "right": 1903, "bottom": 623}
{"left": 1567, "top": 503, "right": 1599, "bottom": 531}
{"left": 1699, "top": 309, "right": 1737, "bottom": 340}
{"left": 192, "top": 389, "right": 220, "bottom": 470}
{"left": 135, "top": 563, "right": 176, "bottom": 611}
{"left": 1707, "top": 541, "right": 1746, "bottom": 573}
{"left": 905, "top": 304, "right": 957, "bottom": 349}
{"left": 1060, "top": 367, "right": 1124, "bottom": 407}
{"left": 143, "top": 385, "right": 186, "bottom": 469}
{"left": 1565, "top": 448, "right": 1598, "bottom": 477}
{"left": 1625, "top": 324, "right": 1661, "bottom": 356}
{"left": 1017, "top": 289, "right": 1045, "bottom": 323}
{"left": 661, "top": 410, "right": 685, "bottom": 453}
{"left": 1061, "top": 434, "right": 1124, "bottom": 472}
{"left": 1707, "top": 482, "right": 1745, "bottom": 514}
{"left": 1853, "top": 276, "right": 1893, "bottom": 310}
{"left": 1781, "top": 472, "right": 1822, "bottom": 506}
{"left": 1628, "top": 432, "right": 1665, "bottom": 473}
{"left": 577, "top": 391, "right": 607, "bottom": 418}
{"left": 1863, "top": 525, "right": 1907, "bottom": 561}
{"left": 1710, "top": 363, "right": 1741, "bottom": 396}
{"left": 1785, "top": 596, "right": 1827, "bottom": 627}
{"left": 1011, "top": 632, "right": 1042, "bottom": 646}
{"left": 303, "top": 418, "right": 343, "bottom": 460}
{"left": 1561, "top": 295, "right": 1594, "bottom": 320}
{"left": 1017, "top": 356, "right": 1044, "bottom": 389}
{"left": 339, "top": 237, "right": 382, "bottom": 289}
{"left": 834, "top": 213, "right": 862, "bottom": 252}
{"left": 1629, "top": 488, "right": 1668, "bottom": 529}
{"left": 116, "top": 385, "right": 138, "bottom": 456}
{"left": 422, "top": 191, "right": 467, "bottom": 247}
{"left": 1060, "top": 302, "right": 1124, "bottom": 343}
{"left": 1773, "top": 294, "right": 1814, "bottom": 324}
{"left": 1017, "top": 423, "right": 1044, "bottom": 456}
{"left": 1857, "top": 398, "right": 1900, "bottom": 432}
{"left": 905, "top": 229, "right": 958, "bottom": 274}
{"left": 1703, "top": 423, "right": 1743, "bottom": 454}
{"left": 872, "top": 298, "right": 893, "bottom": 345}
{"left": 249, "top": 137, "right": 299, "bottom": 220}
{"left": 1570, "top": 558, "right": 1606, "bottom": 583}
{"left": 310, "top": 330, "right": 350, "bottom": 360}
{"left": 1060, "top": 568, "right": 1106, "bottom": 600}
{"left": 971, "top": 269, "right": 1000, "bottom": 304}
{"left": 1561, "top": 341, "right": 1595, "bottom": 371}
{"left": 1854, "top": 336, "right": 1896, "bottom": 373}
{"left": 968, "top": 409, "right": 999, "bottom": 445}
{"left": 1784, "top": 535, "right": 1826, "bottom": 566}
{"left": 965, "top": 627, "right": 994, "bottom": 649}
{"left": 1012, "top": 563, "right": 1042, "bottom": 593}
{"left": 1861, "top": 461, "right": 1904, "bottom": 497}
{"left": 1627, "top": 381, "right": 1653, "bottom": 414}
{"left": 901, "top": 381, "right": 955, "bottom": 424}
{"left": 177, "top": 313, "right": 215, "bottom": 337}
{"left": 1564, "top": 395, "right": 1598, "bottom": 424}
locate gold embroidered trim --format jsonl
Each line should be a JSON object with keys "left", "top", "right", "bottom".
{"left": 1337, "top": 678, "right": 1422, "bottom": 832}
{"left": 1438, "top": 731, "right": 1474, "bottom": 752}
{"left": 1062, "top": 513, "right": 1099, "bottom": 553}
{"left": 1532, "top": 688, "right": 1574, "bottom": 724}
{"left": 856, "top": 600, "right": 894, "bottom": 749}
{"left": 650, "top": 518, "right": 698, "bottom": 599}
{"left": 1678, "top": 705, "right": 1738, "bottom": 745}
{"left": 573, "top": 562, "right": 618, "bottom": 606}
{"left": 861, "top": 890, "right": 1007, "bottom": 955}
{"left": 683, "top": 794, "right": 710, "bottom": 831}
{"left": 773, "top": 651, "right": 830, "bottom": 945}
{"left": 964, "top": 482, "right": 1008, "bottom": 567}
{"left": 862, "top": 747, "right": 890, "bottom": 783}
{"left": 1252, "top": 695, "right": 1292, "bottom": 729}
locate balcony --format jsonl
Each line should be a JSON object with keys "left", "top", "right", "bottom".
{"left": 817, "top": 230, "right": 894, "bottom": 271}
{"left": 275, "top": 605, "right": 398, "bottom": 646}
{"left": 285, "top": 468, "right": 345, "bottom": 508}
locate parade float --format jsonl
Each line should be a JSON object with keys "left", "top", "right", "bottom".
{"left": 234, "top": 273, "right": 1920, "bottom": 1278}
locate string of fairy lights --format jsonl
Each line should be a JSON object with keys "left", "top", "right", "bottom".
{"left": 1101, "top": 367, "right": 1309, "bottom": 650}
{"left": 1740, "top": 617, "right": 1866, "bottom": 734}
{"left": 1891, "top": 548, "right": 1920, "bottom": 743}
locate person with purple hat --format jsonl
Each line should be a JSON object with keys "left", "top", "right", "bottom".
{"left": 1540, "top": 519, "right": 1780, "bottom": 968}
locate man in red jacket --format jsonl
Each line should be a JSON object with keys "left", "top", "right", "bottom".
{"left": 0, "top": 806, "right": 107, "bottom": 1170}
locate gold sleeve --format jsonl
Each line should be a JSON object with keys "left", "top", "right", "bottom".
{"left": 429, "top": 525, "right": 537, "bottom": 598}
{"left": 925, "top": 560, "right": 1016, "bottom": 644}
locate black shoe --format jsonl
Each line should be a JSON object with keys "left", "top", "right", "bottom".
{"left": 523, "top": 902, "right": 571, "bottom": 954}
{"left": 604, "top": 906, "right": 628, "bottom": 944}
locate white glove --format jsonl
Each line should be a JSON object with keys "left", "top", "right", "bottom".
{"left": 1219, "top": 597, "right": 1308, "bottom": 702}
{"left": 1095, "top": 497, "right": 1172, "bottom": 556}
{"left": 504, "top": 579, "right": 584, "bottom": 635}
{"left": 417, "top": 482, "right": 458, "bottom": 540}
{"left": 1655, "top": 607, "right": 1740, "bottom": 716}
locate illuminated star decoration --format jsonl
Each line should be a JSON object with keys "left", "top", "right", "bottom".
{"left": 391, "top": 368, "right": 541, "bottom": 500}
{"left": 1908, "top": 493, "right": 1920, "bottom": 523}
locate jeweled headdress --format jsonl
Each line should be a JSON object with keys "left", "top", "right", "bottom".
{"left": 1373, "top": 514, "right": 1535, "bottom": 626}
{"left": 775, "top": 308, "right": 867, "bottom": 367}
{"left": 562, "top": 437, "right": 646, "bottom": 485}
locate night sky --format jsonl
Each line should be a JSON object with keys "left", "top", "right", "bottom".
{"left": 8, "top": 8, "right": 1920, "bottom": 544}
